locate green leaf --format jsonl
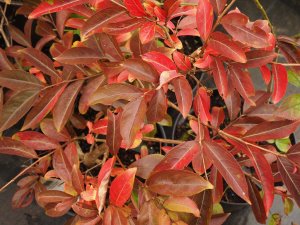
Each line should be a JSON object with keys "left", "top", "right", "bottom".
{"left": 288, "top": 70, "right": 300, "bottom": 87}
{"left": 268, "top": 213, "right": 281, "bottom": 225}
{"left": 284, "top": 197, "right": 294, "bottom": 216}
{"left": 212, "top": 203, "right": 224, "bottom": 215}
{"left": 275, "top": 137, "right": 291, "bottom": 153}
{"left": 276, "top": 94, "right": 300, "bottom": 120}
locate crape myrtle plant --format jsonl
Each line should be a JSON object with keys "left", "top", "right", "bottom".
{"left": 0, "top": 0, "right": 299, "bottom": 224}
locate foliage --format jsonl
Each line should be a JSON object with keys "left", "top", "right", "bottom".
{"left": 0, "top": 0, "right": 300, "bottom": 224}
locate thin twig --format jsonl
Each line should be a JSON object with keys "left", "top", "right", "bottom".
{"left": 142, "top": 136, "right": 184, "bottom": 145}
{"left": 0, "top": 151, "right": 54, "bottom": 192}
{"left": 252, "top": 0, "right": 275, "bottom": 34}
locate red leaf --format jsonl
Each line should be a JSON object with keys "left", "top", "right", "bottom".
{"left": 0, "top": 137, "right": 38, "bottom": 158}
{"left": 0, "top": 70, "right": 43, "bottom": 91}
{"left": 142, "top": 51, "right": 177, "bottom": 74}
{"left": 210, "top": 57, "right": 228, "bottom": 98}
{"left": 110, "top": 167, "right": 137, "bottom": 207}
{"left": 0, "top": 49, "right": 14, "bottom": 70}
{"left": 210, "top": 0, "right": 227, "bottom": 14}
{"left": 277, "top": 157, "right": 300, "bottom": 207}
{"left": 173, "top": 51, "right": 192, "bottom": 72}
{"left": 259, "top": 65, "right": 271, "bottom": 85}
{"left": 208, "top": 32, "right": 247, "bottom": 63}
{"left": 221, "top": 12, "right": 270, "bottom": 48}
{"left": 193, "top": 87, "right": 212, "bottom": 124}
{"left": 243, "top": 50, "right": 277, "bottom": 68}
{"left": 241, "top": 146, "right": 274, "bottom": 214}
{"left": 53, "top": 148, "right": 73, "bottom": 183}
{"left": 272, "top": 64, "right": 288, "bottom": 104}
{"left": 40, "top": 118, "right": 71, "bottom": 142}
{"left": 103, "top": 205, "right": 128, "bottom": 225}
{"left": 103, "top": 18, "right": 146, "bottom": 35}
{"left": 224, "top": 86, "right": 241, "bottom": 120}
{"left": 71, "top": 165, "right": 84, "bottom": 194}
{"left": 130, "top": 154, "right": 164, "bottom": 179}
{"left": 211, "top": 107, "right": 225, "bottom": 129}
{"left": 96, "top": 157, "right": 116, "bottom": 213}
{"left": 81, "top": 8, "right": 127, "bottom": 38}
{"left": 54, "top": 47, "right": 100, "bottom": 65}
{"left": 106, "top": 110, "right": 122, "bottom": 155}
{"left": 192, "top": 145, "right": 213, "bottom": 175}
{"left": 0, "top": 89, "right": 40, "bottom": 132}
{"left": 157, "top": 70, "right": 184, "bottom": 89}
{"left": 89, "top": 83, "right": 143, "bottom": 106}
{"left": 196, "top": 0, "right": 214, "bottom": 41}
{"left": 243, "top": 120, "right": 300, "bottom": 142}
{"left": 229, "top": 66, "right": 255, "bottom": 106}
{"left": 163, "top": 196, "right": 200, "bottom": 217}
{"left": 12, "top": 187, "right": 34, "bottom": 208}
{"left": 154, "top": 141, "right": 200, "bottom": 172}
{"left": 79, "top": 75, "right": 106, "bottom": 114}
{"left": 120, "top": 97, "right": 147, "bottom": 148}
{"left": 53, "top": 80, "right": 84, "bottom": 131}
{"left": 287, "top": 143, "right": 300, "bottom": 168}
{"left": 72, "top": 202, "right": 98, "bottom": 218}
{"left": 146, "top": 169, "right": 213, "bottom": 196}
{"left": 29, "top": 0, "right": 90, "bottom": 19}
{"left": 92, "top": 118, "right": 108, "bottom": 135}
{"left": 172, "top": 77, "right": 193, "bottom": 118}
{"left": 146, "top": 88, "right": 168, "bottom": 123}
{"left": 19, "top": 48, "right": 61, "bottom": 81}
{"left": 124, "top": 58, "right": 159, "bottom": 83}
{"left": 203, "top": 139, "right": 250, "bottom": 203}
{"left": 124, "top": 0, "right": 146, "bottom": 17}
{"left": 209, "top": 166, "right": 223, "bottom": 203}
{"left": 22, "top": 84, "right": 67, "bottom": 130}
{"left": 247, "top": 178, "right": 267, "bottom": 223}
{"left": 139, "top": 22, "right": 156, "bottom": 44}
{"left": 8, "top": 25, "right": 31, "bottom": 48}
{"left": 13, "top": 131, "right": 60, "bottom": 150}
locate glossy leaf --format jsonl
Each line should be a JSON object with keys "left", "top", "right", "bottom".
{"left": 211, "top": 107, "right": 225, "bottom": 129}
{"left": 53, "top": 148, "right": 73, "bottom": 183}
{"left": 208, "top": 32, "right": 247, "bottom": 63}
{"left": 287, "top": 143, "right": 300, "bottom": 167}
{"left": 147, "top": 88, "right": 168, "bottom": 123}
{"left": 19, "top": 48, "right": 61, "bottom": 81}
{"left": 0, "top": 70, "right": 43, "bottom": 91}
{"left": 272, "top": 64, "right": 288, "bottom": 104}
{"left": 40, "top": 119, "right": 71, "bottom": 142}
{"left": 193, "top": 87, "right": 212, "bottom": 124}
{"left": 172, "top": 77, "right": 193, "bottom": 118}
{"left": 146, "top": 169, "right": 213, "bottom": 196}
{"left": 124, "top": 0, "right": 146, "bottom": 17}
{"left": 103, "top": 205, "right": 128, "bottom": 225}
{"left": 246, "top": 178, "right": 267, "bottom": 224}
{"left": 53, "top": 80, "right": 84, "bottom": 131}
{"left": 277, "top": 157, "right": 300, "bottom": 207}
{"left": 106, "top": 111, "right": 122, "bottom": 155}
{"left": 203, "top": 139, "right": 250, "bottom": 203}
{"left": 89, "top": 83, "right": 143, "bottom": 106}
{"left": 243, "top": 50, "right": 277, "bottom": 68}
{"left": 196, "top": 0, "right": 214, "bottom": 41}
{"left": 163, "top": 196, "right": 200, "bottom": 217}
{"left": 130, "top": 154, "right": 164, "bottom": 179}
{"left": 243, "top": 120, "right": 300, "bottom": 142}
{"left": 54, "top": 47, "right": 100, "bottom": 65}
{"left": 0, "top": 137, "right": 37, "bottom": 158}
{"left": 210, "top": 57, "right": 228, "bottom": 98}
{"left": 142, "top": 51, "right": 177, "bottom": 74}
{"left": 154, "top": 141, "right": 199, "bottom": 172}
{"left": 120, "top": 97, "right": 147, "bottom": 147}
{"left": 81, "top": 8, "right": 127, "bottom": 38}
{"left": 156, "top": 70, "right": 184, "bottom": 89}
{"left": 173, "top": 51, "right": 192, "bottom": 72}
{"left": 209, "top": 166, "right": 223, "bottom": 203}
{"left": 221, "top": 12, "right": 269, "bottom": 48}
{"left": 139, "top": 22, "right": 156, "bottom": 44}
{"left": 224, "top": 87, "right": 241, "bottom": 120}
{"left": 71, "top": 165, "right": 84, "bottom": 194}
{"left": 103, "top": 18, "right": 145, "bottom": 35}
{"left": 229, "top": 66, "right": 255, "bottom": 105}
{"left": 71, "top": 202, "right": 98, "bottom": 218}
{"left": 137, "top": 200, "right": 161, "bottom": 225}
{"left": 96, "top": 157, "right": 116, "bottom": 214}
{"left": 13, "top": 131, "right": 60, "bottom": 150}
{"left": 110, "top": 167, "right": 137, "bottom": 207}
{"left": 29, "top": 0, "right": 90, "bottom": 19}
{"left": 192, "top": 145, "right": 213, "bottom": 175}
{"left": 124, "top": 58, "right": 159, "bottom": 83}
{"left": 0, "top": 89, "right": 40, "bottom": 132}
{"left": 210, "top": 0, "right": 226, "bottom": 14}
{"left": 79, "top": 75, "right": 106, "bottom": 114}
{"left": 22, "top": 84, "right": 66, "bottom": 130}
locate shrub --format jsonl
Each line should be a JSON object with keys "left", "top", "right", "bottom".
{"left": 0, "top": 0, "right": 299, "bottom": 224}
